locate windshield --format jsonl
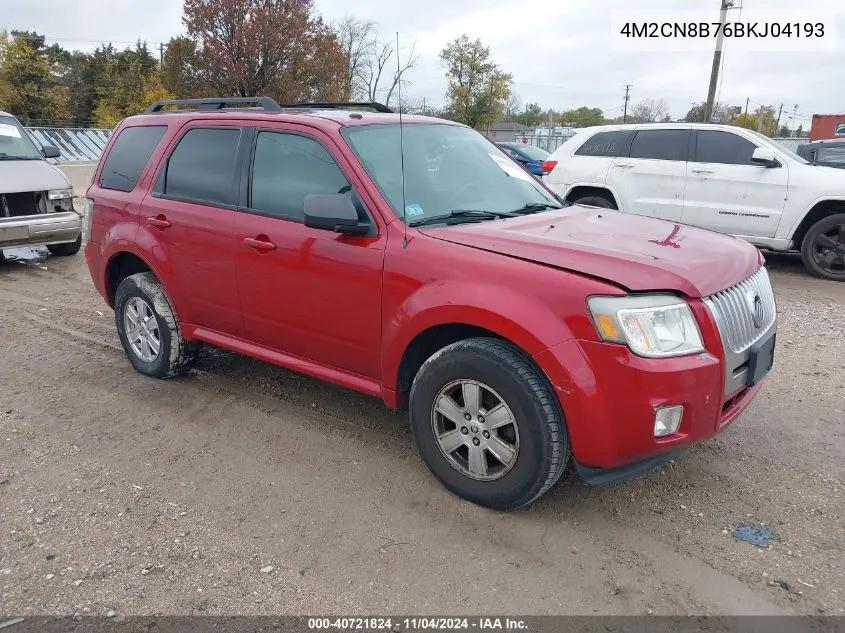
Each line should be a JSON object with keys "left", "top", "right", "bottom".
{"left": 342, "top": 124, "right": 559, "bottom": 224}
{"left": 510, "top": 143, "right": 550, "bottom": 161}
{"left": 0, "top": 115, "right": 43, "bottom": 159}
{"left": 746, "top": 129, "right": 809, "bottom": 164}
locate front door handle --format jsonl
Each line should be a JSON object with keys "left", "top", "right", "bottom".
{"left": 147, "top": 215, "right": 171, "bottom": 229}
{"left": 614, "top": 163, "right": 634, "bottom": 169}
{"left": 692, "top": 168, "right": 714, "bottom": 174}
{"left": 244, "top": 236, "right": 276, "bottom": 252}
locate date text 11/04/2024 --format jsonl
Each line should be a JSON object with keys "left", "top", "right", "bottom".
{"left": 619, "top": 21, "right": 825, "bottom": 39}
{"left": 307, "top": 617, "right": 529, "bottom": 630}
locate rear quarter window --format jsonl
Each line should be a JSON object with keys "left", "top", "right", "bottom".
{"left": 99, "top": 126, "right": 168, "bottom": 192}
{"left": 574, "top": 130, "right": 634, "bottom": 157}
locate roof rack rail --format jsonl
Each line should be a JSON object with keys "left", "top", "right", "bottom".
{"left": 144, "top": 97, "right": 282, "bottom": 113}
{"left": 294, "top": 102, "right": 393, "bottom": 113}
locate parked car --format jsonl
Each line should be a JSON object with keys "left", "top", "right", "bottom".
{"left": 797, "top": 138, "right": 845, "bottom": 170}
{"left": 496, "top": 141, "right": 555, "bottom": 176}
{"left": 84, "top": 98, "right": 776, "bottom": 510}
{"left": 544, "top": 123, "right": 845, "bottom": 281}
{"left": 0, "top": 110, "right": 83, "bottom": 256}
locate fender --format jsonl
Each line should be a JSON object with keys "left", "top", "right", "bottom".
{"left": 381, "top": 279, "right": 577, "bottom": 394}
{"left": 101, "top": 226, "right": 186, "bottom": 322}
{"left": 777, "top": 195, "right": 845, "bottom": 242}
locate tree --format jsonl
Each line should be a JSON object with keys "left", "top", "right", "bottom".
{"left": 183, "top": 0, "right": 347, "bottom": 102}
{"left": 561, "top": 106, "right": 605, "bottom": 127}
{"left": 161, "top": 36, "right": 203, "bottom": 98}
{"left": 684, "top": 103, "right": 706, "bottom": 123}
{"left": 733, "top": 105, "right": 778, "bottom": 136}
{"left": 335, "top": 15, "right": 376, "bottom": 100}
{"left": 520, "top": 102, "right": 543, "bottom": 127}
{"left": 779, "top": 125, "right": 789, "bottom": 137}
{"left": 0, "top": 31, "right": 60, "bottom": 124}
{"left": 505, "top": 93, "right": 522, "bottom": 118}
{"left": 628, "top": 98, "right": 669, "bottom": 123}
{"left": 440, "top": 35, "right": 512, "bottom": 129}
{"left": 356, "top": 38, "right": 418, "bottom": 108}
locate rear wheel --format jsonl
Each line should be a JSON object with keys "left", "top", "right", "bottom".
{"left": 114, "top": 272, "right": 198, "bottom": 378}
{"left": 800, "top": 213, "right": 845, "bottom": 281}
{"left": 47, "top": 236, "right": 82, "bottom": 257}
{"left": 571, "top": 195, "right": 616, "bottom": 209}
{"left": 409, "top": 338, "right": 569, "bottom": 510}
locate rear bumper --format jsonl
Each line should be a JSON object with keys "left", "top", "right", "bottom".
{"left": 533, "top": 338, "right": 764, "bottom": 472}
{"left": 0, "top": 212, "right": 82, "bottom": 249}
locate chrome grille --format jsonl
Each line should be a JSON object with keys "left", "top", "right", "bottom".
{"left": 705, "top": 267, "right": 776, "bottom": 354}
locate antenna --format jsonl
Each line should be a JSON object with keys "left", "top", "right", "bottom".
{"left": 397, "top": 31, "right": 409, "bottom": 248}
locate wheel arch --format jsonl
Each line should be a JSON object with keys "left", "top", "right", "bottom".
{"left": 789, "top": 198, "right": 845, "bottom": 249}
{"left": 565, "top": 185, "right": 619, "bottom": 208}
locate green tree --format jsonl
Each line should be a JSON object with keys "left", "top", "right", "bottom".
{"left": 0, "top": 31, "right": 57, "bottom": 124}
{"left": 161, "top": 36, "right": 203, "bottom": 98}
{"left": 440, "top": 35, "right": 512, "bottom": 129}
{"left": 684, "top": 103, "right": 706, "bottom": 122}
{"left": 91, "top": 42, "right": 168, "bottom": 127}
{"left": 561, "top": 106, "right": 605, "bottom": 127}
{"left": 520, "top": 102, "right": 543, "bottom": 127}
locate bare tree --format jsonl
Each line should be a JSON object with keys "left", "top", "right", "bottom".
{"left": 505, "top": 93, "right": 522, "bottom": 118}
{"left": 629, "top": 98, "right": 670, "bottom": 123}
{"left": 334, "top": 15, "right": 376, "bottom": 100}
{"left": 357, "top": 39, "right": 418, "bottom": 108}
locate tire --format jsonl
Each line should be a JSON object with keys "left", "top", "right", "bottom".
{"left": 409, "top": 337, "right": 570, "bottom": 510}
{"left": 572, "top": 195, "right": 616, "bottom": 209}
{"left": 800, "top": 213, "right": 845, "bottom": 282}
{"left": 114, "top": 272, "right": 198, "bottom": 378}
{"left": 47, "top": 236, "right": 82, "bottom": 257}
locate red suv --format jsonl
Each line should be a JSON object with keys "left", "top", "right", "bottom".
{"left": 84, "top": 97, "right": 777, "bottom": 509}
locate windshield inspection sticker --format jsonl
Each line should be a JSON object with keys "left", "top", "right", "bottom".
{"left": 0, "top": 123, "right": 22, "bottom": 138}
{"left": 405, "top": 203, "right": 425, "bottom": 217}
{"left": 488, "top": 153, "right": 533, "bottom": 182}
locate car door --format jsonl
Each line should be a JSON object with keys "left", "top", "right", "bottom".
{"left": 682, "top": 129, "right": 787, "bottom": 237}
{"left": 607, "top": 128, "right": 689, "bottom": 221}
{"left": 234, "top": 125, "right": 385, "bottom": 379}
{"left": 140, "top": 123, "right": 246, "bottom": 337}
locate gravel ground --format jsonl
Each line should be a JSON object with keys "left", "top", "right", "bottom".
{"left": 0, "top": 247, "right": 842, "bottom": 617}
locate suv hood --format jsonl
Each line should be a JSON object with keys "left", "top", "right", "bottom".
{"left": 418, "top": 207, "right": 760, "bottom": 298}
{"left": 0, "top": 159, "right": 70, "bottom": 194}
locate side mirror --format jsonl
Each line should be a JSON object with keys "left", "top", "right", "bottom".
{"left": 751, "top": 147, "right": 779, "bottom": 168}
{"left": 304, "top": 194, "right": 367, "bottom": 235}
{"left": 41, "top": 145, "right": 61, "bottom": 159}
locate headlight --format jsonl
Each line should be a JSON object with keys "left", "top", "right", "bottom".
{"left": 48, "top": 188, "right": 74, "bottom": 200}
{"left": 588, "top": 295, "right": 704, "bottom": 358}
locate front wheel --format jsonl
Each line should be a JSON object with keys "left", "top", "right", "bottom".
{"left": 409, "top": 338, "right": 569, "bottom": 510}
{"left": 571, "top": 195, "right": 616, "bottom": 209}
{"left": 800, "top": 213, "right": 845, "bottom": 281}
{"left": 47, "top": 236, "right": 82, "bottom": 257}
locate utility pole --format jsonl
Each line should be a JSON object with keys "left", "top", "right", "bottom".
{"left": 791, "top": 104, "right": 799, "bottom": 137}
{"left": 486, "top": 78, "right": 495, "bottom": 135}
{"left": 623, "top": 84, "right": 631, "bottom": 123}
{"left": 159, "top": 42, "right": 165, "bottom": 66}
{"left": 745, "top": 97, "right": 749, "bottom": 115}
{"left": 775, "top": 103, "right": 783, "bottom": 134}
{"left": 704, "top": 0, "right": 733, "bottom": 123}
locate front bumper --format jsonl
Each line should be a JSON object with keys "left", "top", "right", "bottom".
{"left": 0, "top": 212, "right": 82, "bottom": 249}
{"left": 533, "top": 336, "right": 766, "bottom": 472}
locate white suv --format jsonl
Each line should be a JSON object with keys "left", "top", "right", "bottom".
{"left": 543, "top": 123, "right": 845, "bottom": 281}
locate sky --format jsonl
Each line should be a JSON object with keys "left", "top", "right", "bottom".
{"left": 3, "top": 0, "right": 844, "bottom": 128}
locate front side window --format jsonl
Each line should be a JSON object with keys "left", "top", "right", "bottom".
{"left": 693, "top": 130, "right": 757, "bottom": 165}
{"left": 0, "top": 115, "right": 44, "bottom": 160}
{"left": 164, "top": 128, "right": 241, "bottom": 205}
{"left": 629, "top": 129, "right": 688, "bottom": 161}
{"left": 250, "top": 132, "right": 350, "bottom": 220}
{"left": 100, "top": 126, "right": 167, "bottom": 192}
{"left": 342, "top": 124, "right": 558, "bottom": 224}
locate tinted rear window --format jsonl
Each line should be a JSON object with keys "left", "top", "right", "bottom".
{"left": 164, "top": 128, "right": 241, "bottom": 206}
{"left": 629, "top": 129, "right": 687, "bottom": 161}
{"left": 100, "top": 126, "right": 167, "bottom": 192}
{"left": 574, "top": 131, "right": 633, "bottom": 157}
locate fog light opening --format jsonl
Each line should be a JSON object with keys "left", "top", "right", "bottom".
{"left": 654, "top": 405, "right": 683, "bottom": 437}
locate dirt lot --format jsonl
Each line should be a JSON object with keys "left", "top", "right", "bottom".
{"left": 0, "top": 247, "right": 842, "bottom": 617}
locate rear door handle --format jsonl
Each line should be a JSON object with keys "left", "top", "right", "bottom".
{"left": 692, "top": 168, "right": 714, "bottom": 174}
{"left": 147, "top": 215, "right": 171, "bottom": 229}
{"left": 614, "top": 163, "right": 634, "bottom": 169}
{"left": 244, "top": 236, "right": 276, "bottom": 252}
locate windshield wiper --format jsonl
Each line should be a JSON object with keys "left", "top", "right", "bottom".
{"left": 510, "top": 202, "right": 565, "bottom": 215}
{"left": 408, "top": 209, "right": 518, "bottom": 228}
{"left": 0, "top": 155, "right": 40, "bottom": 160}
